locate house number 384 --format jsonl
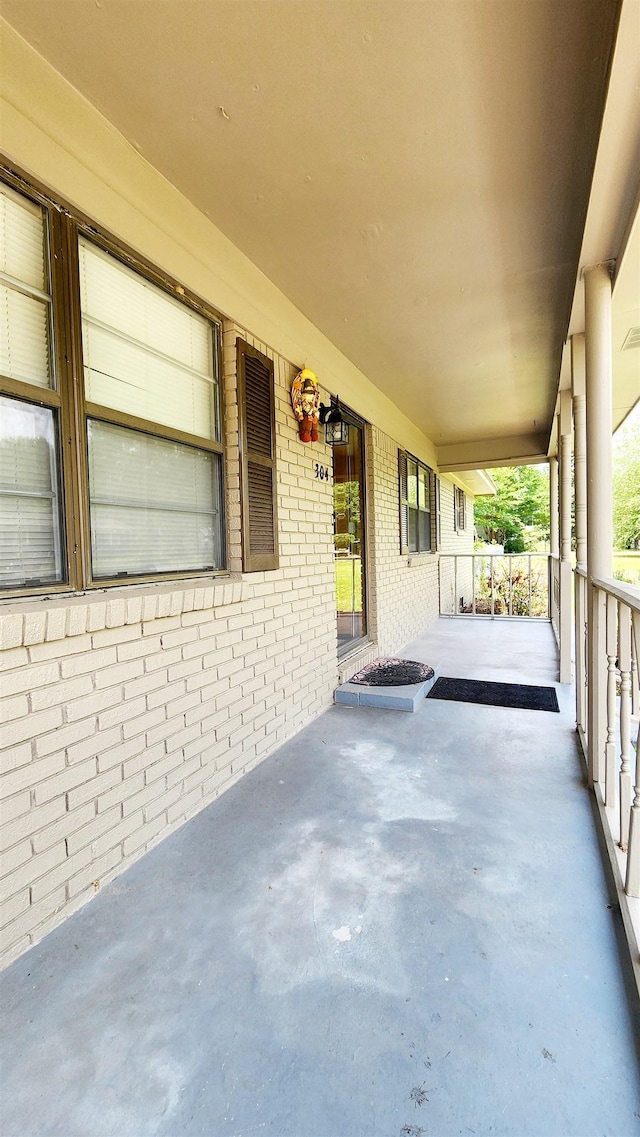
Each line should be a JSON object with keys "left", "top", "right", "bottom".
{"left": 315, "top": 463, "right": 330, "bottom": 481}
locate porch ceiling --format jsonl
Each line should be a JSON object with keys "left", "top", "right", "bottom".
{"left": 0, "top": 0, "right": 628, "bottom": 459}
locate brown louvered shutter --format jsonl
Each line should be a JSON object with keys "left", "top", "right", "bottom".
{"left": 434, "top": 475, "right": 442, "bottom": 549}
{"left": 237, "top": 338, "right": 279, "bottom": 571}
{"left": 399, "top": 450, "right": 409, "bottom": 554}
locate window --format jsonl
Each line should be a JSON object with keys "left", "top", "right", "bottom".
{"left": 236, "top": 339, "right": 278, "bottom": 572}
{"left": 454, "top": 486, "right": 466, "bottom": 531}
{"left": 0, "top": 184, "right": 65, "bottom": 589}
{"left": 79, "top": 240, "right": 223, "bottom": 579}
{"left": 399, "top": 450, "right": 433, "bottom": 554}
{"left": 0, "top": 171, "right": 224, "bottom": 594}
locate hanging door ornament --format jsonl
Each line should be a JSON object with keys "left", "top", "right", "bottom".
{"left": 291, "top": 368, "right": 320, "bottom": 442}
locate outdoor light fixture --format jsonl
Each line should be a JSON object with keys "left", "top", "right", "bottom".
{"left": 319, "top": 397, "right": 349, "bottom": 446}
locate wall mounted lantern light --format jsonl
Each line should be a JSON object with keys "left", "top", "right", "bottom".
{"left": 319, "top": 398, "right": 349, "bottom": 446}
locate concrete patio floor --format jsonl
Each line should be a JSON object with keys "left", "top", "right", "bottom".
{"left": 1, "top": 618, "right": 639, "bottom": 1137}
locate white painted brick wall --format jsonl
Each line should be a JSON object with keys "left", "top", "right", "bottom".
{"left": 0, "top": 323, "right": 337, "bottom": 969}
{"left": 364, "top": 427, "right": 472, "bottom": 656}
{"left": 0, "top": 319, "right": 473, "bottom": 968}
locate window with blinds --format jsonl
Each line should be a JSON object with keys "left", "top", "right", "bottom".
{"left": 0, "top": 168, "right": 226, "bottom": 594}
{"left": 236, "top": 339, "right": 278, "bottom": 572}
{"left": 87, "top": 421, "right": 222, "bottom": 577}
{"left": 0, "top": 184, "right": 64, "bottom": 588}
{"left": 399, "top": 450, "right": 433, "bottom": 555}
{"left": 79, "top": 240, "right": 223, "bottom": 579}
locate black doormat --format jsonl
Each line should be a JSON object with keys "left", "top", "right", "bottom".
{"left": 427, "top": 676, "right": 559, "bottom": 712}
{"left": 350, "top": 658, "right": 435, "bottom": 687}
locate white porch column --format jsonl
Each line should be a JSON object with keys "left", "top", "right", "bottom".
{"left": 549, "top": 455, "right": 559, "bottom": 557}
{"left": 571, "top": 333, "right": 588, "bottom": 732}
{"left": 584, "top": 262, "right": 614, "bottom": 787}
{"left": 571, "top": 334, "right": 587, "bottom": 569}
{"left": 558, "top": 391, "right": 573, "bottom": 683}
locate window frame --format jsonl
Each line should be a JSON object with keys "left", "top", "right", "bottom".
{"left": 0, "top": 161, "right": 226, "bottom": 597}
{"left": 399, "top": 449, "right": 434, "bottom": 555}
{"left": 454, "top": 485, "right": 466, "bottom": 532}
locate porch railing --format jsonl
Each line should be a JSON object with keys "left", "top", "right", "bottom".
{"left": 576, "top": 569, "right": 640, "bottom": 915}
{"left": 439, "top": 554, "right": 550, "bottom": 618}
{"left": 550, "top": 554, "right": 561, "bottom": 642}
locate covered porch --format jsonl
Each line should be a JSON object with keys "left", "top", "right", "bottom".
{"left": 1, "top": 617, "right": 638, "bottom": 1137}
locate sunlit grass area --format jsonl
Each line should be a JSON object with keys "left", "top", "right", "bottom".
{"left": 335, "top": 556, "right": 362, "bottom": 612}
{"left": 613, "top": 551, "right": 640, "bottom": 585}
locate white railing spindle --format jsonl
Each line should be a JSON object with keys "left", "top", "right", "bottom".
{"left": 575, "top": 569, "right": 588, "bottom": 739}
{"left": 631, "top": 631, "right": 639, "bottom": 720}
{"left": 605, "top": 593, "right": 618, "bottom": 808}
{"left": 618, "top": 603, "right": 632, "bottom": 850}
{"left": 626, "top": 612, "right": 640, "bottom": 897}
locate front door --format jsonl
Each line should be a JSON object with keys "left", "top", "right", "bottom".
{"left": 333, "top": 416, "right": 367, "bottom": 655}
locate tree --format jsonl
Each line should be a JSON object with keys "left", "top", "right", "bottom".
{"left": 613, "top": 417, "right": 640, "bottom": 550}
{"left": 473, "top": 465, "right": 549, "bottom": 552}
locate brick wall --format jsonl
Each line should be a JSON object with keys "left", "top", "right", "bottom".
{"left": 366, "top": 429, "right": 473, "bottom": 654}
{"left": 0, "top": 326, "right": 475, "bottom": 968}
{"left": 0, "top": 324, "right": 337, "bottom": 969}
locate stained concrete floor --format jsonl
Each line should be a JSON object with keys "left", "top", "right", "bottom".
{"left": 1, "top": 618, "right": 640, "bottom": 1137}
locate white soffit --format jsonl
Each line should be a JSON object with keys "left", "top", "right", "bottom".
{"left": 0, "top": 0, "right": 621, "bottom": 454}
{"left": 452, "top": 469, "right": 497, "bottom": 498}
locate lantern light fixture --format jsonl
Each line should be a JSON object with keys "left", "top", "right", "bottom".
{"left": 319, "top": 397, "right": 349, "bottom": 446}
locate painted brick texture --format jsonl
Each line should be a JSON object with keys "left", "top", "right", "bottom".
{"left": 0, "top": 325, "right": 336, "bottom": 969}
{"left": 366, "top": 428, "right": 472, "bottom": 655}
{"left": 0, "top": 327, "right": 473, "bottom": 968}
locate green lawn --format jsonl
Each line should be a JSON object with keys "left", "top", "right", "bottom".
{"left": 335, "top": 556, "right": 362, "bottom": 612}
{"left": 613, "top": 551, "right": 640, "bottom": 585}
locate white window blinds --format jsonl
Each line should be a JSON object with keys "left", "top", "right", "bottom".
{"left": 0, "top": 396, "right": 63, "bottom": 586}
{"left": 79, "top": 240, "right": 217, "bottom": 440}
{"left": 79, "top": 239, "right": 223, "bottom": 579}
{"left": 0, "top": 184, "right": 62, "bottom": 588}
{"left": 0, "top": 184, "right": 51, "bottom": 388}
{"left": 87, "top": 421, "right": 222, "bottom": 577}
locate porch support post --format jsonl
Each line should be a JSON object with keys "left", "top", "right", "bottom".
{"left": 549, "top": 456, "right": 559, "bottom": 557}
{"left": 571, "top": 334, "right": 587, "bottom": 570}
{"left": 558, "top": 390, "right": 573, "bottom": 683}
{"left": 584, "top": 262, "right": 614, "bottom": 787}
{"left": 571, "top": 333, "right": 588, "bottom": 733}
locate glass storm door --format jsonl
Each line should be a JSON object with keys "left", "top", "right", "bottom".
{"left": 333, "top": 417, "right": 367, "bottom": 655}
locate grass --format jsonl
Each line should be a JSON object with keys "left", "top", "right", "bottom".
{"left": 335, "top": 556, "right": 362, "bottom": 612}
{"left": 613, "top": 551, "right": 640, "bottom": 586}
